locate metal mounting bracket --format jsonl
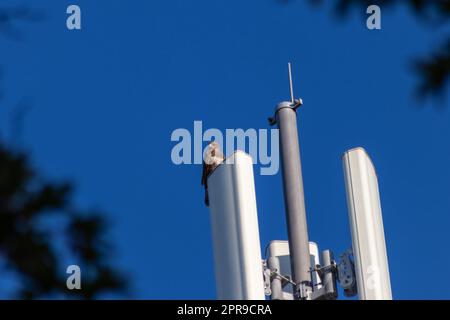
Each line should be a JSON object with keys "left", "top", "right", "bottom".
{"left": 337, "top": 248, "right": 358, "bottom": 297}
{"left": 268, "top": 98, "right": 303, "bottom": 126}
{"left": 262, "top": 259, "right": 296, "bottom": 299}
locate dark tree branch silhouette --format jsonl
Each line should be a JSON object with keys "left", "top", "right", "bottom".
{"left": 0, "top": 6, "right": 44, "bottom": 40}
{"left": 0, "top": 7, "right": 128, "bottom": 299}
{"left": 414, "top": 39, "right": 450, "bottom": 98}
{"left": 280, "top": 0, "right": 450, "bottom": 101}
{"left": 0, "top": 145, "right": 128, "bottom": 299}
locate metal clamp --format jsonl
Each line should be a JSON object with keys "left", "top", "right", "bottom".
{"left": 262, "top": 259, "right": 296, "bottom": 299}
{"left": 337, "top": 248, "right": 357, "bottom": 297}
{"left": 309, "top": 251, "right": 338, "bottom": 300}
{"left": 268, "top": 62, "right": 304, "bottom": 126}
{"left": 268, "top": 98, "right": 303, "bottom": 126}
{"left": 296, "top": 281, "right": 313, "bottom": 300}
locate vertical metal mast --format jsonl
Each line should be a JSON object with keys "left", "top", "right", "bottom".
{"left": 269, "top": 63, "right": 312, "bottom": 299}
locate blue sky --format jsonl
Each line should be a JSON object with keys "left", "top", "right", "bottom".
{"left": 0, "top": 0, "right": 449, "bottom": 299}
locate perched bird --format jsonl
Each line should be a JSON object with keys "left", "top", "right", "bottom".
{"left": 201, "top": 141, "right": 225, "bottom": 206}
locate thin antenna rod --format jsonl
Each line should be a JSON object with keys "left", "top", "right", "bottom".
{"left": 288, "top": 62, "right": 294, "bottom": 103}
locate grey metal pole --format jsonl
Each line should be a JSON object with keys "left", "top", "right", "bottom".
{"left": 321, "top": 250, "right": 338, "bottom": 300}
{"left": 275, "top": 103, "right": 312, "bottom": 299}
{"left": 267, "top": 256, "right": 283, "bottom": 300}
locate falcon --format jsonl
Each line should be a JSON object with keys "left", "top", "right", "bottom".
{"left": 201, "top": 141, "right": 225, "bottom": 206}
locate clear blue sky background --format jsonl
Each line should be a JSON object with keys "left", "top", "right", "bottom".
{"left": 1, "top": 0, "right": 449, "bottom": 299}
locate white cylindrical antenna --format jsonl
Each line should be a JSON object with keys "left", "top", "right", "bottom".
{"left": 342, "top": 147, "right": 392, "bottom": 300}
{"left": 207, "top": 151, "right": 265, "bottom": 300}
